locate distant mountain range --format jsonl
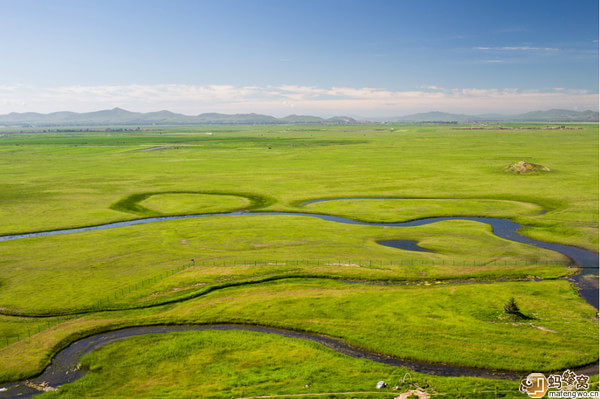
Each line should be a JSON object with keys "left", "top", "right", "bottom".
{"left": 0, "top": 108, "right": 356, "bottom": 126}
{"left": 0, "top": 108, "right": 596, "bottom": 126}
{"left": 387, "top": 109, "right": 598, "bottom": 123}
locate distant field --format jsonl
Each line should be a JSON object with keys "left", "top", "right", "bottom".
{"left": 0, "top": 125, "right": 596, "bottom": 248}
{"left": 0, "top": 123, "right": 597, "bottom": 396}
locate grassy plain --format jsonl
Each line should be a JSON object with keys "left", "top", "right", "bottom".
{"left": 0, "top": 216, "right": 569, "bottom": 314}
{"left": 301, "top": 198, "right": 544, "bottom": 221}
{"left": 0, "top": 279, "right": 596, "bottom": 382}
{"left": 40, "top": 329, "right": 524, "bottom": 399}
{"left": 0, "top": 125, "right": 597, "bottom": 248}
{"left": 0, "top": 124, "right": 597, "bottom": 396}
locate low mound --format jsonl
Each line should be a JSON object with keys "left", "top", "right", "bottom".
{"left": 505, "top": 161, "right": 551, "bottom": 174}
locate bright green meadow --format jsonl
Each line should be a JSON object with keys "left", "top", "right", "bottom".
{"left": 0, "top": 124, "right": 597, "bottom": 397}
{"left": 38, "top": 329, "right": 525, "bottom": 399}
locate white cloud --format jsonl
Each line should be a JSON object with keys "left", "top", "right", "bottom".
{"left": 0, "top": 84, "right": 596, "bottom": 117}
{"left": 474, "top": 46, "right": 559, "bottom": 52}
{"left": 0, "top": 84, "right": 27, "bottom": 92}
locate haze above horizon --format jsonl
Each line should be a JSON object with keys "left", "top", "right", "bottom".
{"left": 1, "top": 0, "right": 598, "bottom": 117}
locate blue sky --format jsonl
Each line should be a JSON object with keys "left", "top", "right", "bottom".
{"left": 0, "top": 0, "right": 598, "bottom": 116}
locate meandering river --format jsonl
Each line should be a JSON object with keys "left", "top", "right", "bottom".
{"left": 0, "top": 207, "right": 597, "bottom": 397}
{"left": 1, "top": 211, "right": 597, "bottom": 307}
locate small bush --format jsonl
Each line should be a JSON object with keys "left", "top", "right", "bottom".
{"left": 504, "top": 297, "right": 520, "bottom": 314}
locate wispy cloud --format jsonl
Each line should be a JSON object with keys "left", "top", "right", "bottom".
{"left": 0, "top": 84, "right": 596, "bottom": 117}
{"left": 474, "top": 46, "right": 559, "bottom": 52}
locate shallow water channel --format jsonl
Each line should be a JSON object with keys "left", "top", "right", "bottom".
{"left": 1, "top": 211, "right": 597, "bottom": 307}
{"left": 2, "top": 322, "right": 598, "bottom": 398}
{"left": 0, "top": 210, "right": 597, "bottom": 397}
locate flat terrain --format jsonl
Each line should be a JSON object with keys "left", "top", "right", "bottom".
{"left": 0, "top": 123, "right": 597, "bottom": 397}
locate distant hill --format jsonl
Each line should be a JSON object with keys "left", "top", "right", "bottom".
{"left": 0, "top": 107, "right": 595, "bottom": 126}
{"left": 325, "top": 116, "right": 358, "bottom": 123}
{"left": 509, "top": 109, "right": 599, "bottom": 122}
{"left": 194, "top": 113, "right": 281, "bottom": 124}
{"left": 391, "top": 111, "right": 474, "bottom": 123}
{"left": 280, "top": 114, "right": 325, "bottom": 123}
{"left": 0, "top": 108, "right": 357, "bottom": 127}
{"left": 389, "top": 109, "right": 598, "bottom": 123}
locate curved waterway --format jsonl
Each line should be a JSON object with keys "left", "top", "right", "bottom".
{"left": 0, "top": 206, "right": 598, "bottom": 397}
{"left": 0, "top": 210, "right": 598, "bottom": 307}
{"left": 2, "top": 324, "right": 598, "bottom": 398}
{"left": 0, "top": 212, "right": 591, "bottom": 267}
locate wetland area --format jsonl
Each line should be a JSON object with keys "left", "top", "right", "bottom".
{"left": 0, "top": 124, "right": 597, "bottom": 398}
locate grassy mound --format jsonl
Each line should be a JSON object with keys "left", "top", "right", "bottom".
{"left": 505, "top": 161, "right": 551, "bottom": 174}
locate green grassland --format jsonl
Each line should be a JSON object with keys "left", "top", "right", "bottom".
{"left": 0, "top": 124, "right": 597, "bottom": 396}
{"left": 0, "top": 125, "right": 597, "bottom": 248}
{"left": 0, "top": 279, "right": 596, "bottom": 383}
{"left": 40, "top": 329, "right": 524, "bottom": 399}
{"left": 301, "top": 198, "right": 545, "bottom": 221}
{"left": 0, "top": 216, "right": 570, "bottom": 314}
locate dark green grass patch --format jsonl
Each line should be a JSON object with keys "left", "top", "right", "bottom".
{"left": 0, "top": 130, "right": 367, "bottom": 148}
{"left": 109, "top": 191, "right": 275, "bottom": 216}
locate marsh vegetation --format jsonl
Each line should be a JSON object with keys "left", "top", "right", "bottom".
{"left": 0, "top": 123, "right": 597, "bottom": 397}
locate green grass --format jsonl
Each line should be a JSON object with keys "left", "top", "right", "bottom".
{"left": 301, "top": 198, "right": 544, "bottom": 222}
{"left": 141, "top": 193, "right": 249, "bottom": 214}
{"left": 0, "top": 125, "right": 597, "bottom": 249}
{"left": 156, "top": 279, "right": 597, "bottom": 372}
{"left": 110, "top": 191, "right": 275, "bottom": 216}
{"left": 39, "top": 329, "right": 523, "bottom": 399}
{"left": 0, "top": 279, "right": 596, "bottom": 382}
{"left": 0, "top": 216, "right": 570, "bottom": 313}
{"left": 0, "top": 124, "right": 596, "bottom": 395}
